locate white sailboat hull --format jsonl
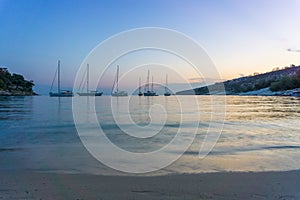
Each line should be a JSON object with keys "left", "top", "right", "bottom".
{"left": 77, "top": 91, "right": 103, "bottom": 96}
{"left": 111, "top": 91, "right": 128, "bottom": 97}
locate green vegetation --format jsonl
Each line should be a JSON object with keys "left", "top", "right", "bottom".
{"left": 230, "top": 79, "right": 276, "bottom": 93}
{"left": 177, "top": 65, "right": 300, "bottom": 95}
{"left": 270, "top": 70, "right": 300, "bottom": 92}
{"left": 0, "top": 68, "right": 35, "bottom": 95}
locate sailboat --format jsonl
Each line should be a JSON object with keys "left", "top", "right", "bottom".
{"left": 143, "top": 70, "right": 156, "bottom": 96}
{"left": 164, "top": 74, "right": 171, "bottom": 96}
{"left": 77, "top": 64, "right": 103, "bottom": 96}
{"left": 111, "top": 65, "right": 128, "bottom": 97}
{"left": 138, "top": 77, "right": 143, "bottom": 96}
{"left": 49, "top": 60, "right": 73, "bottom": 97}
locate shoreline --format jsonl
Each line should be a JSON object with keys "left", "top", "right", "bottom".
{"left": 0, "top": 90, "right": 37, "bottom": 96}
{"left": 236, "top": 87, "right": 300, "bottom": 97}
{"left": 1, "top": 170, "right": 299, "bottom": 200}
{"left": 0, "top": 93, "right": 299, "bottom": 97}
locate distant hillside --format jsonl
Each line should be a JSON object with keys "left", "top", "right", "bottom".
{"left": 176, "top": 65, "right": 300, "bottom": 96}
{"left": 0, "top": 67, "right": 36, "bottom": 96}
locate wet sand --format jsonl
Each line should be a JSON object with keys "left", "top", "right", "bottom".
{"left": 0, "top": 170, "right": 299, "bottom": 200}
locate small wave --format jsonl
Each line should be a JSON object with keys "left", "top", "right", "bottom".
{"left": 264, "top": 145, "right": 300, "bottom": 150}
{"left": 184, "top": 150, "right": 231, "bottom": 156}
{"left": 164, "top": 123, "right": 180, "bottom": 128}
{"left": 182, "top": 145, "right": 300, "bottom": 157}
{"left": 0, "top": 148, "right": 22, "bottom": 152}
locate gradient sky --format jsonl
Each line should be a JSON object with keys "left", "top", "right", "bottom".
{"left": 1, "top": 0, "right": 300, "bottom": 92}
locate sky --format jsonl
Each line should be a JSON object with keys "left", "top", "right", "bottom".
{"left": 1, "top": 0, "right": 300, "bottom": 93}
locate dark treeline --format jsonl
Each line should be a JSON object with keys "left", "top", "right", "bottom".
{"left": 177, "top": 65, "right": 300, "bottom": 95}
{"left": 0, "top": 68, "right": 36, "bottom": 95}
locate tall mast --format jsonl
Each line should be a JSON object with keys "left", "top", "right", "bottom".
{"left": 151, "top": 76, "right": 154, "bottom": 92}
{"left": 87, "top": 64, "right": 89, "bottom": 93}
{"left": 165, "top": 74, "right": 168, "bottom": 93}
{"left": 58, "top": 60, "right": 61, "bottom": 94}
{"left": 116, "top": 65, "right": 119, "bottom": 93}
{"left": 139, "top": 77, "right": 141, "bottom": 93}
{"left": 147, "top": 69, "right": 150, "bottom": 91}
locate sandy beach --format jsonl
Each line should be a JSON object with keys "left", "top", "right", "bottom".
{"left": 1, "top": 96, "right": 300, "bottom": 200}
{"left": 0, "top": 170, "right": 299, "bottom": 200}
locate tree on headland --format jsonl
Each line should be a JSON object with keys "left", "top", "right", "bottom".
{"left": 177, "top": 65, "right": 300, "bottom": 95}
{"left": 296, "top": 69, "right": 300, "bottom": 85}
{"left": 270, "top": 69, "right": 300, "bottom": 92}
{"left": 0, "top": 67, "right": 35, "bottom": 95}
{"left": 297, "top": 69, "right": 300, "bottom": 78}
{"left": 12, "top": 73, "right": 25, "bottom": 89}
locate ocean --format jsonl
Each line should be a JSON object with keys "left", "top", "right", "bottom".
{"left": 0, "top": 95, "right": 299, "bottom": 175}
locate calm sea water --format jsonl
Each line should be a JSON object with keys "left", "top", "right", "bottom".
{"left": 0, "top": 95, "right": 300, "bottom": 175}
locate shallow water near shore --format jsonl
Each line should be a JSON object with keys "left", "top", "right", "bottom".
{"left": 0, "top": 95, "right": 300, "bottom": 175}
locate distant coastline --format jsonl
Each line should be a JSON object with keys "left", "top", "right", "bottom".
{"left": 177, "top": 65, "right": 300, "bottom": 97}
{"left": 0, "top": 90, "right": 37, "bottom": 96}
{"left": 0, "top": 67, "right": 37, "bottom": 96}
